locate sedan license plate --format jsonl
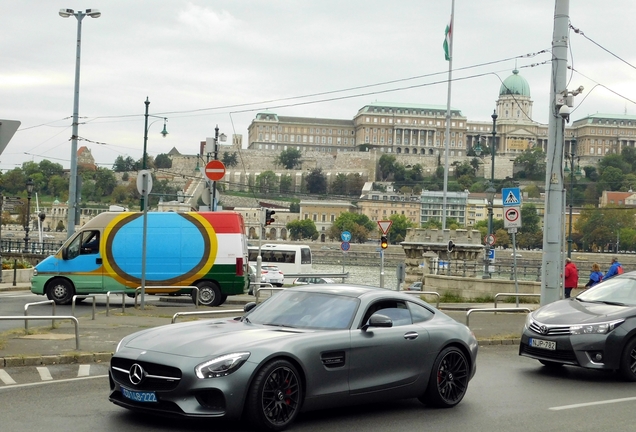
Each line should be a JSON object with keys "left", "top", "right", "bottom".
{"left": 529, "top": 337, "right": 556, "bottom": 351}
{"left": 121, "top": 386, "right": 157, "bottom": 403}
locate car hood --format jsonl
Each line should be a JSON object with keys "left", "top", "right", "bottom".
{"left": 532, "top": 299, "right": 634, "bottom": 325}
{"left": 122, "top": 319, "right": 310, "bottom": 358}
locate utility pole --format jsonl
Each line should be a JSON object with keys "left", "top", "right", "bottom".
{"left": 541, "top": 0, "right": 569, "bottom": 305}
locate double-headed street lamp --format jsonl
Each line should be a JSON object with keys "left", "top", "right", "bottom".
{"left": 59, "top": 8, "right": 101, "bottom": 238}
{"left": 564, "top": 138, "right": 581, "bottom": 257}
{"left": 23, "top": 178, "right": 34, "bottom": 252}
{"left": 140, "top": 97, "right": 168, "bottom": 211}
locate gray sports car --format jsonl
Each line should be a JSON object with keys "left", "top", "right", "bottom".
{"left": 109, "top": 285, "right": 478, "bottom": 430}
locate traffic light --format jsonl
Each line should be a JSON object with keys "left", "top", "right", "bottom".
{"left": 380, "top": 235, "right": 388, "bottom": 249}
{"left": 265, "top": 209, "right": 276, "bottom": 226}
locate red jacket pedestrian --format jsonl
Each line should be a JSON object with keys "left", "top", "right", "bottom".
{"left": 564, "top": 258, "right": 579, "bottom": 298}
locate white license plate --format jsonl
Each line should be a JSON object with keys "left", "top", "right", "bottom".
{"left": 121, "top": 386, "right": 157, "bottom": 403}
{"left": 529, "top": 337, "right": 556, "bottom": 351}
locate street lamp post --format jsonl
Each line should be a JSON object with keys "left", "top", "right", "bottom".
{"left": 483, "top": 110, "right": 498, "bottom": 278}
{"left": 24, "top": 178, "right": 34, "bottom": 252}
{"left": 140, "top": 97, "right": 168, "bottom": 211}
{"left": 59, "top": 8, "right": 101, "bottom": 238}
{"left": 483, "top": 185, "right": 496, "bottom": 279}
{"left": 565, "top": 138, "right": 581, "bottom": 257}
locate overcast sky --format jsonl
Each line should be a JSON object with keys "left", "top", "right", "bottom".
{"left": 1, "top": 0, "right": 634, "bottom": 173}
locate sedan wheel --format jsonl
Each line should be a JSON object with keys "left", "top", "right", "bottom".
{"left": 619, "top": 337, "right": 636, "bottom": 382}
{"left": 246, "top": 359, "right": 302, "bottom": 431}
{"left": 45, "top": 278, "right": 75, "bottom": 305}
{"left": 420, "top": 346, "right": 469, "bottom": 408}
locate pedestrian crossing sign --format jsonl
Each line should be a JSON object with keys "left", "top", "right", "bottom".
{"left": 502, "top": 187, "right": 521, "bottom": 207}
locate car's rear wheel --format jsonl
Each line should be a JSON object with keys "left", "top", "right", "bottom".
{"left": 45, "top": 278, "right": 75, "bottom": 305}
{"left": 194, "top": 281, "right": 222, "bottom": 307}
{"left": 246, "top": 359, "right": 302, "bottom": 431}
{"left": 420, "top": 346, "right": 469, "bottom": 408}
{"left": 619, "top": 337, "right": 636, "bottom": 381}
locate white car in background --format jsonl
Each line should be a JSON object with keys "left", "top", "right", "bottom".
{"left": 260, "top": 265, "right": 284, "bottom": 287}
{"left": 292, "top": 276, "right": 336, "bottom": 285}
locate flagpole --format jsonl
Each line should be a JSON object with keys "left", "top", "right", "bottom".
{"left": 442, "top": 0, "right": 455, "bottom": 230}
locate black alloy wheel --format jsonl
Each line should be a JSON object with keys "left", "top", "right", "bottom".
{"left": 620, "top": 337, "right": 636, "bottom": 382}
{"left": 247, "top": 359, "right": 302, "bottom": 431}
{"left": 421, "top": 346, "right": 469, "bottom": 408}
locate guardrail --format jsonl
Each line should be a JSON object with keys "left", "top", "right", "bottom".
{"left": 24, "top": 300, "right": 56, "bottom": 331}
{"left": 134, "top": 286, "right": 199, "bottom": 309}
{"left": 171, "top": 309, "right": 244, "bottom": 324}
{"left": 255, "top": 285, "right": 285, "bottom": 303}
{"left": 71, "top": 295, "right": 97, "bottom": 320}
{"left": 285, "top": 272, "right": 349, "bottom": 280}
{"left": 0, "top": 316, "right": 80, "bottom": 350}
{"left": 494, "top": 293, "right": 541, "bottom": 310}
{"left": 399, "top": 291, "right": 441, "bottom": 308}
{"left": 465, "top": 307, "right": 531, "bottom": 327}
{"left": 252, "top": 282, "right": 274, "bottom": 303}
{"left": 106, "top": 291, "right": 127, "bottom": 316}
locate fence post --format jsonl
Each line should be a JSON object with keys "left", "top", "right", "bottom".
{"left": 13, "top": 259, "right": 17, "bottom": 286}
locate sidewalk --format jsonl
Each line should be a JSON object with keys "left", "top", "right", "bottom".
{"left": 0, "top": 284, "right": 534, "bottom": 367}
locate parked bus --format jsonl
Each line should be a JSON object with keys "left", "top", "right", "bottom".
{"left": 31, "top": 211, "right": 249, "bottom": 307}
{"left": 248, "top": 243, "right": 312, "bottom": 278}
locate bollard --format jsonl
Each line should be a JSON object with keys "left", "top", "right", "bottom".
{"left": 13, "top": 258, "right": 17, "bottom": 286}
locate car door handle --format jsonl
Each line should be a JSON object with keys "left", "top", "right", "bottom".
{"left": 404, "top": 332, "right": 418, "bottom": 340}
{"left": 96, "top": 258, "right": 102, "bottom": 264}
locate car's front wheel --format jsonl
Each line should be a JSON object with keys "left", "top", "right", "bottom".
{"left": 619, "top": 337, "right": 636, "bottom": 381}
{"left": 246, "top": 359, "right": 303, "bottom": 431}
{"left": 45, "top": 278, "right": 75, "bottom": 305}
{"left": 420, "top": 346, "right": 469, "bottom": 408}
{"left": 194, "top": 281, "right": 222, "bottom": 307}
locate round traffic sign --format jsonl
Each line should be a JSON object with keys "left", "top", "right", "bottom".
{"left": 485, "top": 233, "right": 496, "bottom": 246}
{"left": 504, "top": 207, "right": 519, "bottom": 222}
{"left": 341, "top": 231, "right": 352, "bottom": 242}
{"left": 204, "top": 160, "right": 226, "bottom": 181}
{"left": 341, "top": 241, "right": 350, "bottom": 251}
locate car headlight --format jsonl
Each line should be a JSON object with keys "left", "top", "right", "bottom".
{"left": 570, "top": 319, "right": 624, "bottom": 335}
{"left": 195, "top": 352, "right": 251, "bottom": 379}
{"left": 524, "top": 313, "right": 534, "bottom": 330}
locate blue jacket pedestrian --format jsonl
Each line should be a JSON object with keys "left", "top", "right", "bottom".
{"left": 605, "top": 257, "right": 623, "bottom": 280}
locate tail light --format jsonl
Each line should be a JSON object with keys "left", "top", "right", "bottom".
{"left": 236, "top": 257, "right": 244, "bottom": 276}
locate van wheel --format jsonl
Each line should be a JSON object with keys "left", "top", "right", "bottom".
{"left": 195, "top": 282, "right": 222, "bottom": 307}
{"left": 46, "top": 278, "right": 75, "bottom": 305}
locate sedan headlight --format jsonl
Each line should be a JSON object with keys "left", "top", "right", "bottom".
{"left": 570, "top": 319, "right": 624, "bottom": 335}
{"left": 524, "top": 313, "right": 533, "bottom": 330}
{"left": 195, "top": 352, "right": 251, "bottom": 379}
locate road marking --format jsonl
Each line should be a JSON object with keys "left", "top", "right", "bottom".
{"left": 0, "top": 369, "right": 17, "bottom": 385}
{"left": 36, "top": 366, "right": 53, "bottom": 381}
{"left": 550, "top": 396, "right": 636, "bottom": 410}
{"left": 0, "top": 374, "right": 107, "bottom": 391}
{"left": 78, "top": 364, "right": 90, "bottom": 377}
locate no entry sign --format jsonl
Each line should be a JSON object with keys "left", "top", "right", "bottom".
{"left": 205, "top": 160, "right": 226, "bottom": 181}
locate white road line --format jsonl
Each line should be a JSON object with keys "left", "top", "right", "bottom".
{"left": 78, "top": 364, "right": 90, "bottom": 377}
{"left": 0, "top": 369, "right": 17, "bottom": 385}
{"left": 36, "top": 366, "right": 53, "bottom": 381}
{"left": 0, "top": 374, "right": 107, "bottom": 391}
{"left": 550, "top": 396, "right": 636, "bottom": 410}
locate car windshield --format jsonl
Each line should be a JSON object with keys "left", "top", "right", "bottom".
{"left": 245, "top": 290, "right": 359, "bottom": 330}
{"left": 577, "top": 276, "right": 636, "bottom": 306}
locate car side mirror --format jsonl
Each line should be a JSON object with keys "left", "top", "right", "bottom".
{"left": 244, "top": 302, "right": 257, "bottom": 313}
{"left": 362, "top": 313, "right": 393, "bottom": 331}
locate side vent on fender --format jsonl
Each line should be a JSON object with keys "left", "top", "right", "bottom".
{"left": 321, "top": 351, "right": 346, "bottom": 368}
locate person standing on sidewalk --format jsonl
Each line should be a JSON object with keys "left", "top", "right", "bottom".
{"left": 605, "top": 257, "right": 624, "bottom": 280}
{"left": 584, "top": 263, "right": 604, "bottom": 288}
{"left": 564, "top": 258, "right": 579, "bottom": 299}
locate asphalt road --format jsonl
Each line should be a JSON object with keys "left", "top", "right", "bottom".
{"left": 1, "top": 345, "right": 635, "bottom": 432}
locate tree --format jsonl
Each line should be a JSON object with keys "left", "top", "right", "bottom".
{"left": 221, "top": 151, "right": 239, "bottom": 168}
{"left": 388, "top": 214, "right": 414, "bottom": 244}
{"left": 256, "top": 170, "right": 279, "bottom": 194}
{"left": 304, "top": 168, "right": 327, "bottom": 194}
{"left": 279, "top": 174, "right": 293, "bottom": 193}
{"left": 576, "top": 206, "right": 635, "bottom": 252}
{"left": 329, "top": 173, "right": 349, "bottom": 195}
{"left": 289, "top": 201, "right": 300, "bottom": 213}
{"left": 154, "top": 153, "right": 172, "bottom": 169}
{"left": 598, "top": 166, "right": 624, "bottom": 192}
{"left": 287, "top": 219, "right": 318, "bottom": 240}
{"left": 514, "top": 148, "right": 546, "bottom": 180}
{"left": 378, "top": 154, "right": 397, "bottom": 181}
{"left": 328, "top": 212, "right": 376, "bottom": 243}
{"left": 523, "top": 184, "right": 541, "bottom": 198}
{"left": 598, "top": 153, "right": 631, "bottom": 175}
{"left": 112, "top": 156, "right": 137, "bottom": 172}
{"left": 275, "top": 148, "right": 302, "bottom": 169}
{"left": 494, "top": 228, "right": 510, "bottom": 248}
{"left": 519, "top": 204, "right": 540, "bottom": 234}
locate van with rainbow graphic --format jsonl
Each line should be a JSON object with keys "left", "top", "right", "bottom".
{"left": 30, "top": 211, "right": 249, "bottom": 306}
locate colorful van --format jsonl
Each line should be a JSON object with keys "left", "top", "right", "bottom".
{"left": 31, "top": 211, "right": 249, "bottom": 306}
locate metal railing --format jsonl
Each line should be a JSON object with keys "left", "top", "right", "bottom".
{"left": 465, "top": 307, "right": 531, "bottom": 327}
{"left": 400, "top": 291, "right": 441, "bottom": 308}
{"left": 1, "top": 239, "right": 63, "bottom": 255}
{"left": 255, "top": 284, "right": 284, "bottom": 304}
{"left": 71, "top": 295, "right": 97, "bottom": 320}
{"left": 494, "top": 293, "right": 541, "bottom": 310}
{"left": 0, "top": 316, "right": 80, "bottom": 350}
{"left": 172, "top": 309, "right": 243, "bottom": 324}
{"left": 106, "top": 291, "right": 127, "bottom": 316}
{"left": 24, "top": 300, "right": 56, "bottom": 330}
{"left": 134, "top": 286, "right": 199, "bottom": 308}
{"left": 429, "top": 259, "right": 542, "bottom": 281}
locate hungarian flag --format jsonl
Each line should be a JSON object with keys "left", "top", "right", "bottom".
{"left": 443, "top": 20, "right": 452, "bottom": 61}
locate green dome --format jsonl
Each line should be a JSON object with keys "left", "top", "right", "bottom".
{"left": 499, "top": 69, "right": 530, "bottom": 97}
